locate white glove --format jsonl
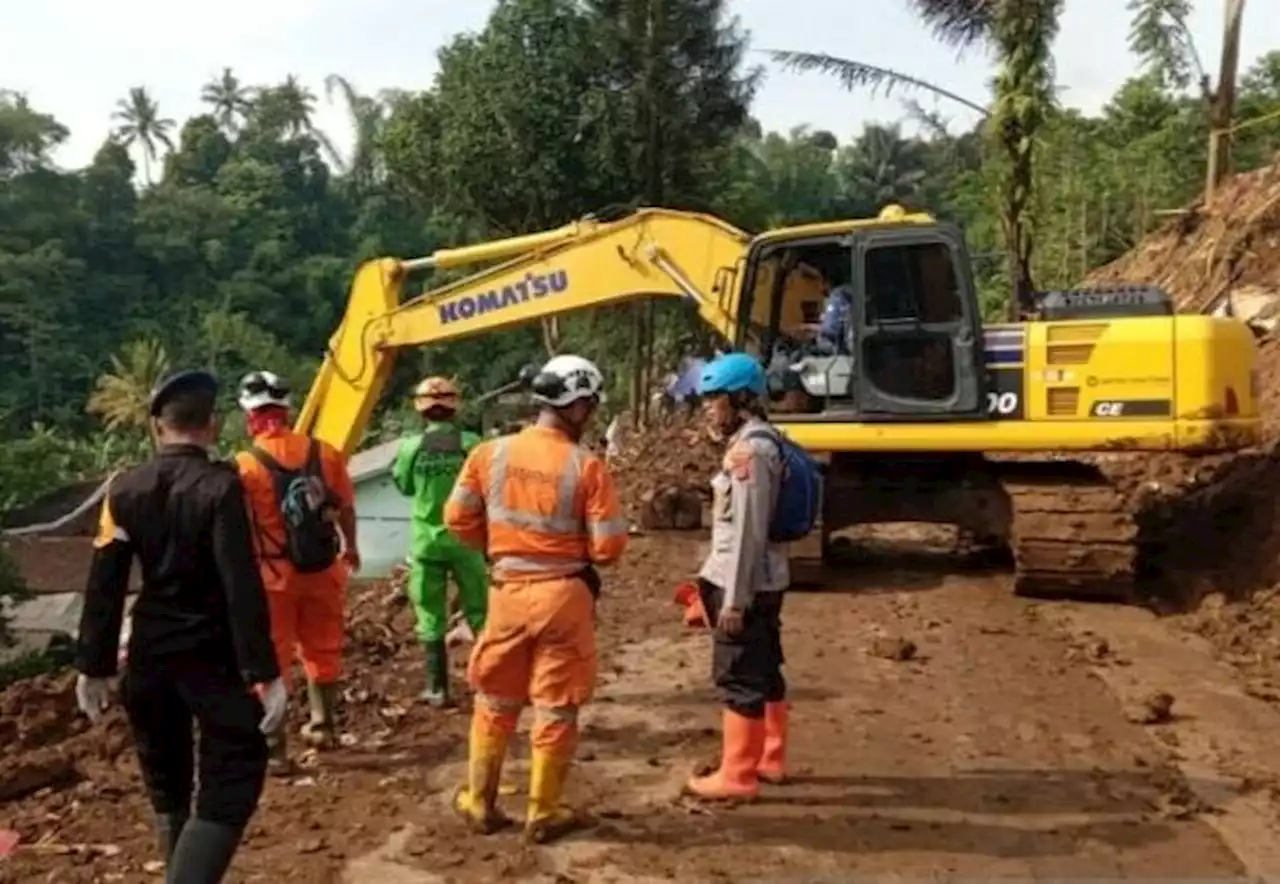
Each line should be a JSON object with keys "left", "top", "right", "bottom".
{"left": 257, "top": 677, "right": 288, "bottom": 735}
{"left": 75, "top": 675, "right": 111, "bottom": 723}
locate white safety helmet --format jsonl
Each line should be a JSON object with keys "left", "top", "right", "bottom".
{"left": 238, "top": 370, "right": 290, "bottom": 412}
{"left": 530, "top": 354, "right": 606, "bottom": 408}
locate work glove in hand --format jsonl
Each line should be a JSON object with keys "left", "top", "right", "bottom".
{"left": 257, "top": 677, "right": 289, "bottom": 735}
{"left": 75, "top": 675, "right": 111, "bottom": 723}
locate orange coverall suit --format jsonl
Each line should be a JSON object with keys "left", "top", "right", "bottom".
{"left": 235, "top": 428, "right": 354, "bottom": 692}
{"left": 443, "top": 424, "right": 628, "bottom": 838}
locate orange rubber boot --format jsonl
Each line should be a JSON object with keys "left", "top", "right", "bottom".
{"left": 684, "top": 709, "right": 764, "bottom": 801}
{"left": 758, "top": 701, "right": 789, "bottom": 784}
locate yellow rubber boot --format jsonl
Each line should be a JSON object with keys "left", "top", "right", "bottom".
{"left": 684, "top": 709, "right": 765, "bottom": 801}
{"left": 758, "top": 701, "right": 790, "bottom": 785}
{"left": 452, "top": 719, "right": 513, "bottom": 834}
{"left": 524, "top": 750, "right": 581, "bottom": 844}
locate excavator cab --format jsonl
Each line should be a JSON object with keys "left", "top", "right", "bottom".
{"left": 735, "top": 217, "right": 990, "bottom": 423}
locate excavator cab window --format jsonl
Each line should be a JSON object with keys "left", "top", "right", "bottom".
{"left": 737, "top": 224, "right": 988, "bottom": 421}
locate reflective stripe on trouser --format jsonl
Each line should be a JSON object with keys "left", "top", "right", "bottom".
{"left": 468, "top": 575, "right": 596, "bottom": 755}
{"left": 265, "top": 568, "right": 346, "bottom": 687}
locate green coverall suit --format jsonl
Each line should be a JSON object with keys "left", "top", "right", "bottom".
{"left": 392, "top": 422, "right": 489, "bottom": 704}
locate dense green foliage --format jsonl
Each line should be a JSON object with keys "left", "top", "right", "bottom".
{"left": 1, "top": 0, "right": 1278, "bottom": 519}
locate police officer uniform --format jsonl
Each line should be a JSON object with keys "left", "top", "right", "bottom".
{"left": 681, "top": 353, "right": 792, "bottom": 802}
{"left": 75, "top": 370, "right": 283, "bottom": 884}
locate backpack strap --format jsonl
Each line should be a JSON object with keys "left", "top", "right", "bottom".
{"left": 246, "top": 446, "right": 291, "bottom": 567}
{"left": 740, "top": 425, "right": 783, "bottom": 456}
{"left": 308, "top": 439, "right": 342, "bottom": 516}
{"left": 248, "top": 445, "right": 285, "bottom": 475}
{"left": 739, "top": 426, "right": 788, "bottom": 503}
{"left": 303, "top": 438, "right": 321, "bottom": 477}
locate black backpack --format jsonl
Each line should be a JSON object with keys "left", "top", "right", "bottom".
{"left": 249, "top": 440, "right": 340, "bottom": 573}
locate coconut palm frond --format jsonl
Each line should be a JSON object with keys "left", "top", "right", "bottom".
{"left": 766, "top": 50, "right": 989, "bottom": 117}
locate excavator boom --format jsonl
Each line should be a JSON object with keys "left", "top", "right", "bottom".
{"left": 296, "top": 208, "right": 751, "bottom": 455}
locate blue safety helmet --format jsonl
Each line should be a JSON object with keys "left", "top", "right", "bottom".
{"left": 698, "top": 352, "right": 767, "bottom": 398}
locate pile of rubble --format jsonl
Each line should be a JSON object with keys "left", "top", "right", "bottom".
{"left": 1087, "top": 160, "right": 1280, "bottom": 698}
{"left": 610, "top": 415, "right": 720, "bottom": 531}
{"left": 1088, "top": 162, "right": 1280, "bottom": 316}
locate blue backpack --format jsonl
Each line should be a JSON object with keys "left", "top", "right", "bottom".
{"left": 743, "top": 427, "right": 824, "bottom": 543}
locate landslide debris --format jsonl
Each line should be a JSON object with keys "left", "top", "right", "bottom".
{"left": 1088, "top": 162, "right": 1280, "bottom": 315}
{"left": 1085, "top": 159, "right": 1280, "bottom": 702}
{"left": 610, "top": 415, "right": 719, "bottom": 529}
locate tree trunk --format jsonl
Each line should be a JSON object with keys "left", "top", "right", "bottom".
{"left": 541, "top": 317, "right": 561, "bottom": 357}
{"left": 1204, "top": 0, "right": 1246, "bottom": 200}
{"left": 635, "top": 0, "right": 665, "bottom": 428}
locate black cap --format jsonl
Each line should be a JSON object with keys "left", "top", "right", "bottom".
{"left": 148, "top": 369, "right": 219, "bottom": 418}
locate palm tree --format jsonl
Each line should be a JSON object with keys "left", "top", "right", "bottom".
{"left": 86, "top": 338, "right": 171, "bottom": 433}
{"left": 277, "top": 74, "right": 317, "bottom": 136}
{"left": 841, "top": 124, "right": 929, "bottom": 210}
{"left": 111, "top": 87, "right": 176, "bottom": 184}
{"left": 324, "top": 74, "right": 389, "bottom": 188}
{"left": 254, "top": 75, "right": 343, "bottom": 167}
{"left": 200, "top": 67, "right": 254, "bottom": 133}
{"left": 771, "top": 0, "right": 1063, "bottom": 317}
{"left": 912, "top": 0, "right": 1063, "bottom": 317}
{"left": 1127, "top": 0, "right": 1249, "bottom": 198}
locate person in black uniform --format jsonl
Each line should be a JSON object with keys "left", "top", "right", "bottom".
{"left": 74, "top": 369, "right": 288, "bottom": 884}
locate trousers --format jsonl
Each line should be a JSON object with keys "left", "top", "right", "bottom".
{"left": 121, "top": 652, "right": 268, "bottom": 827}
{"left": 265, "top": 567, "right": 346, "bottom": 688}
{"left": 407, "top": 543, "right": 488, "bottom": 642}
{"left": 698, "top": 579, "right": 786, "bottom": 718}
{"left": 468, "top": 574, "right": 597, "bottom": 755}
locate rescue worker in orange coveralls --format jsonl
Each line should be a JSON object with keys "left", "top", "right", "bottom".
{"left": 444, "top": 354, "right": 628, "bottom": 844}
{"left": 233, "top": 370, "right": 360, "bottom": 770}
{"left": 676, "top": 352, "right": 790, "bottom": 800}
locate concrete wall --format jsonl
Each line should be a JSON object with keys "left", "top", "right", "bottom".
{"left": 353, "top": 471, "right": 412, "bottom": 580}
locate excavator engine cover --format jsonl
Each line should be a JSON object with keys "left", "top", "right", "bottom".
{"left": 1037, "top": 284, "right": 1173, "bottom": 321}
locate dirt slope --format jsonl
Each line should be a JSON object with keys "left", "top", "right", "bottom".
{"left": 1082, "top": 160, "right": 1280, "bottom": 702}
{"left": 1087, "top": 162, "right": 1280, "bottom": 313}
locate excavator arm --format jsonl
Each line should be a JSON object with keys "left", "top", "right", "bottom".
{"left": 295, "top": 208, "right": 753, "bottom": 455}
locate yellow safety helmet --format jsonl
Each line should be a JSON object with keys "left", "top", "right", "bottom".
{"left": 413, "top": 376, "right": 461, "bottom": 413}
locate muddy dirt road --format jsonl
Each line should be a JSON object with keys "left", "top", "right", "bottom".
{"left": 3, "top": 536, "right": 1274, "bottom": 882}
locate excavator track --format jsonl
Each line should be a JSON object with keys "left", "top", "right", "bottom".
{"left": 1002, "top": 468, "right": 1137, "bottom": 602}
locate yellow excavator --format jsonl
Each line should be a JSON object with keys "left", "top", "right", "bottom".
{"left": 295, "top": 204, "right": 1260, "bottom": 601}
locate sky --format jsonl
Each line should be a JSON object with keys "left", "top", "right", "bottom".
{"left": 1, "top": 0, "right": 1276, "bottom": 171}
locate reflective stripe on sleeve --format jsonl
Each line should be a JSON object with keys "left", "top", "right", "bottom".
{"left": 448, "top": 485, "right": 484, "bottom": 511}
{"left": 587, "top": 516, "right": 628, "bottom": 538}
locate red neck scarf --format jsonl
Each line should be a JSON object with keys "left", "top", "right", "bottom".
{"left": 246, "top": 406, "right": 289, "bottom": 438}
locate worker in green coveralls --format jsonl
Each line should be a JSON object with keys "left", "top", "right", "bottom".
{"left": 392, "top": 376, "right": 489, "bottom": 707}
